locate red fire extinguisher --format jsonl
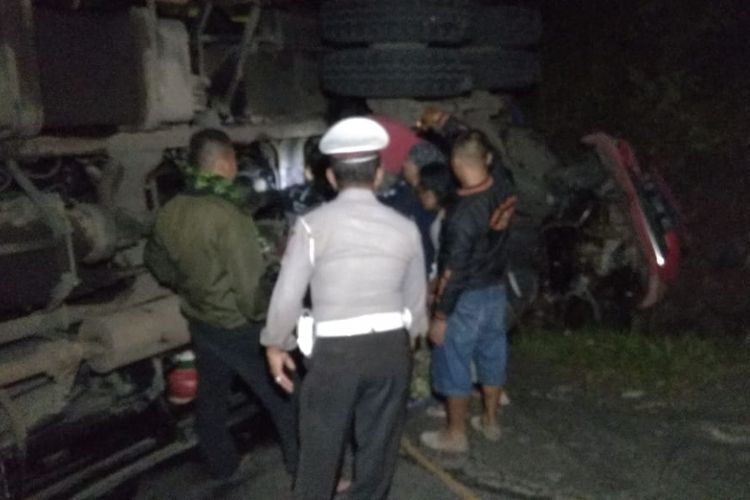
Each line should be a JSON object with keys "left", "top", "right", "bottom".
{"left": 167, "top": 350, "right": 198, "bottom": 405}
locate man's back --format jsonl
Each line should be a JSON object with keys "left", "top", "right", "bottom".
{"left": 146, "top": 193, "right": 265, "bottom": 327}
{"left": 307, "top": 188, "right": 424, "bottom": 321}
{"left": 263, "top": 187, "right": 428, "bottom": 351}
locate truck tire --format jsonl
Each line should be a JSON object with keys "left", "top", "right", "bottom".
{"left": 469, "top": 5, "right": 542, "bottom": 47}
{"left": 320, "top": 0, "right": 471, "bottom": 44}
{"left": 321, "top": 48, "right": 472, "bottom": 98}
{"left": 462, "top": 47, "right": 540, "bottom": 89}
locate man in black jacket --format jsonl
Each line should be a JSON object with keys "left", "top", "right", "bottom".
{"left": 420, "top": 130, "right": 516, "bottom": 453}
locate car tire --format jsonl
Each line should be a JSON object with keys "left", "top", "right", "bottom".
{"left": 320, "top": 0, "right": 471, "bottom": 45}
{"left": 462, "top": 47, "right": 540, "bottom": 90}
{"left": 321, "top": 48, "right": 472, "bottom": 98}
{"left": 469, "top": 5, "right": 542, "bottom": 47}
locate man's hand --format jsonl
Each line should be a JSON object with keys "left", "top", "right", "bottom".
{"left": 266, "top": 345, "right": 296, "bottom": 394}
{"left": 428, "top": 317, "right": 447, "bottom": 346}
{"left": 427, "top": 277, "right": 439, "bottom": 308}
{"left": 489, "top": 195, "right": 518, "bottom": 231}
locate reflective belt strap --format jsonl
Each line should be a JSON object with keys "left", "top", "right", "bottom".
{"left": 297, "top": 309, "right": 314, "bottom": 357}
{"left": 298, "top": 217, "right": 315, "bottom": 265}
{"left": 316, "top": 310, "right": 412, "bottom": 338}
{"left": 296, "top": 217, "right": 315, "bottom": 356}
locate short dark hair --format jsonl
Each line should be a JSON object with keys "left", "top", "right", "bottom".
{"left": 330, "top": 156, "right": 380, "bottom": 186}
{"left": 189, "top": 128, "right": 234, "bottom": 170}
{"left": 452, "top": 129, "right": 491, "bottom": 167}
{"left": 419, "top": 162, "right": 454, "bottom": 203}
{"left": 304, "top": 136, "right": 329, "bottom": 179}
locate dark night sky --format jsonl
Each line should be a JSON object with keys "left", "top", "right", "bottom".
{"left": 538, "top": 0, "right": 749, "bottom": 154}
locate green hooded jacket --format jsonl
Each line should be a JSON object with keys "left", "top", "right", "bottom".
{"left": 144, "top": 173, "right": 266, "bottom": 328}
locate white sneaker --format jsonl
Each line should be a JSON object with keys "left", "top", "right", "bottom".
{"left": 500, "top": 391, "right": 511, "bottom": 406}
{"left": 470, "top": 415, "right": 502, "bottom": 442}
{"left": 420, "top": 430, "right": 469, "bottom": 453}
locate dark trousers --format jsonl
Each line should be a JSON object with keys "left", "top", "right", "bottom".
{"left": 295, "top": 329, "right": 411, "bottom": 500}
{"left": 189, "top": 320, "right": 298, "bottom": 479}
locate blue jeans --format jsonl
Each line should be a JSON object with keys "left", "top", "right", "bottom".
{"left": 432, "top": 285, "right": 508, "bottom": 397}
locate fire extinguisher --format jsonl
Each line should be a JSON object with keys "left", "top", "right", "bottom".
{"left": 167, "top": 350, "right": 198, "bottom": 405}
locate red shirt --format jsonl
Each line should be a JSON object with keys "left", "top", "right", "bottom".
{"left": 371, "top": 115, "right": 422, "bottom": 174}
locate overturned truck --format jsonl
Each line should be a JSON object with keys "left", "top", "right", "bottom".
{"left": 0, "top": 1, "right": 680, "bottom": 498}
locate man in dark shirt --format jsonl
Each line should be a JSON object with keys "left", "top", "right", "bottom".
{"left": 421, "top": 130, "right": 516, "bottom": 453}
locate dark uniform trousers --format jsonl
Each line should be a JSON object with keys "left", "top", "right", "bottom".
{"left": 295, "top": 329, "right": 412, "bottom": 500}
{"left": 189, "top": 320, "right": 299, "bottom": 479}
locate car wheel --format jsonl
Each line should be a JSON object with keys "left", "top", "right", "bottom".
{"left": 462, "top": 47, "right": 540, "bottom": 90}
{"left": 321, "top": 48, "right": 472, "bottom": 98}
{"left": 469, "top": 4, "right": 542, "bottom": 47}
{"left": 320, "top": 0, "right": 471, "bottom": 45}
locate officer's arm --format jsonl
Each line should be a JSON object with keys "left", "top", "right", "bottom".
{"left": 261, "top": 218, "right": 314, "bottom": 351}
{"left": 403, "top": 226, "right": 429, "bottom": 338}
{"left": 222, "top": 213, "right": 265, "bottom": 322}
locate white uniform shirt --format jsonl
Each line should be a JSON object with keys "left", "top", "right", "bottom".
{"left": 262, "top": 188, "right": 428, "bottom": 350}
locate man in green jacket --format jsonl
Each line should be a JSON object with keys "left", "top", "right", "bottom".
{"left": 144, "top": 129, "right": 298, "bottom": 482}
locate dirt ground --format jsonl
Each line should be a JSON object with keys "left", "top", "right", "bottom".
{"left": 127, "top": 348, "right": 750, "bottom": 500}
{"left": 409, "top": 354, "right": 750, "bottom": 499}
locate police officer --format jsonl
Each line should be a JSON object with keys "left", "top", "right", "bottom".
{"left": 262, "top": 117, "right": 428, "bottom": 500}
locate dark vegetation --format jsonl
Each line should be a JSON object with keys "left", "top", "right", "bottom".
{"left": 533, "top": 0, "right": 750, "bottom": 338}
{"left": 514, "top": 328, "right": 750, "bottom": 396}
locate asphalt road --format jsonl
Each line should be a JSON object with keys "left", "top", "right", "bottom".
{"left": 132, "top": 441, "right": 463, "bottom": 500}
{"left": 127, "top": 355, "right": 750, "bottom": 500}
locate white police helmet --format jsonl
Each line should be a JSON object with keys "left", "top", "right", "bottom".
{"left": 319, "top": 117, "right": 390, "bottom": 163}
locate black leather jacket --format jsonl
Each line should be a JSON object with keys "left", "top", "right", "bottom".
{"left": 435, "top": 175, "right": 514, "bottom": 315}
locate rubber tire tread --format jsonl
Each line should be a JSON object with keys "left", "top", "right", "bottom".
{"left": 320, "top": 0, "right": 471, "bottom": 44}
{"left": 462, "top": 47, "right": 540, "bottom": 90}
{"left": 322, "top": 48, "right": 472, "bottom": 98}
{"left": 469, "top": 5, "right": 542, "bottom": 47}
